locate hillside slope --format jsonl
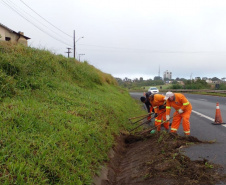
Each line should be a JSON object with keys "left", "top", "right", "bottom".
{"left": 0, "top": 42, "right": 145, "bottom": 184}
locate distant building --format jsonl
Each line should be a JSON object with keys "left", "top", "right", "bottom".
{"left": 163, "top": 70, "right": 172, "bottom": 80}
{"left": 206, "top": 79, "right": 212, "bottom": 83}
{"left": 165, "top": 80, "right": 173, "bottom": 84}
{"left": 0, "top": 23, "right": 30, "bottom": 46}
{"left": 195, "top": 77, "right": 201, "bottom": 81}
{"left": 177, "top": 81, "right": 184, "bottom": 85}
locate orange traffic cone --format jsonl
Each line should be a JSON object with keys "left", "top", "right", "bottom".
{"left": 212, "top": 102, "right": 226, "bottom": 125}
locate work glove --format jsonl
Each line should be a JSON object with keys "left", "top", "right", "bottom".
{"left": 178, "top": 109, "right": 183, "bottom": 114}
{"left": 159, "top": 105, "right": 166, "bottom": 110}
{"left": 147, "top": 116, "right": 151, "bottom": 120}
{"left": 166, "top": 115, "right": 170, "bottom": 121}
{"left": 154, "top": 113, "right": 158, "bottom": 118}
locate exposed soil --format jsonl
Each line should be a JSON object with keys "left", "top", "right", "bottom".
{"left": 94, "top": 129, "right": 226, "bottom": 185}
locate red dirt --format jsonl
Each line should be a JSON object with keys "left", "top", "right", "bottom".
{"left": 96, "top": 131, "right": 226, "bottom": 185}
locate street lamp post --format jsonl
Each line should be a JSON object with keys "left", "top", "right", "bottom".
{"left": 78, "top": 54, "right": 85, "bottom": 62}
{"left": 73, "top": 30, "right": 84, "bottom": 59}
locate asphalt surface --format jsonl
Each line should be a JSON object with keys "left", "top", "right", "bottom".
{"left": 130, "top": 92, "right": 226, "bottom": 173}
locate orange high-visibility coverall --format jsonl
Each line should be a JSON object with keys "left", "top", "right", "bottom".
{"left": 150, "top": 94, "right": 169, "bottom": 131}
{"left": 166, "top": 93, "right": 192, "bottom": 135}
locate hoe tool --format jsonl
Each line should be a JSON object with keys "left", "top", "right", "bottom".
{"left": 129, "top": 112, "right": 154, "bottom": 125}
{"left": 128, "top": 113, "right": 153, "bottom": 120}
{"left": 129, "top": 110, "right": 166, "bottom": 133}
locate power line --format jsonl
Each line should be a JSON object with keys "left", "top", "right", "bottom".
{"left": 78, "top": 43, "right": 226, "bottom": 54}
{"left": 19, "top": 0, "right": 72, "bottom": 38}
{"left": 1, "top": 0, "right": 72, "bottom": 47}
{"left": 5, "top": 0, "right": 72, "bottom": 44}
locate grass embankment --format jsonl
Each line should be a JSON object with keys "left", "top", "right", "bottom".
{"left": 0, "top": 42, "right": 145, "bottom": 184}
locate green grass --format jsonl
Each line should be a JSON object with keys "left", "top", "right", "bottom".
{"left": 0, "top": 42, "right": 145, "bottom": 184}
{"left": 188, "top": 91, "right": 226, "bottom": 97}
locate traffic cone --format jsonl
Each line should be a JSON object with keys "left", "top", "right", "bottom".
{"left": 212, "top": 102, "right": 226, "bottom": 125}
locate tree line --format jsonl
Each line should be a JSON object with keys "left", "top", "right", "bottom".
{"left": 115, "top": 77, "right": 226, "bottom": 90}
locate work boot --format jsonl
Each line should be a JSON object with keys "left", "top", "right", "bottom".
{"left": 184, "top": 135, "right": 191, "bottom": 139}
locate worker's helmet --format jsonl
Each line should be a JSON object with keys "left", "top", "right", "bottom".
{"left": 164, "top": 91, "right": 174, "bottom": 100}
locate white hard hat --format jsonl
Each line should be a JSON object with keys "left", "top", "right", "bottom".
{"left": 164, "top": 91, "right": 174, "bottom": 100}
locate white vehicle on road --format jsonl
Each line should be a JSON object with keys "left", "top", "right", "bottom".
{"left": 148, "top": 87, "right": 159, "bottom": 94}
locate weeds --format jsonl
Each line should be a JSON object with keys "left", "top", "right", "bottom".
{"left": 205, "top": 162, "right": 214, "bottom": 169}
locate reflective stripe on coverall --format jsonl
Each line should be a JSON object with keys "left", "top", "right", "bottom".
{"left": 150, "top": 94, "right": 169, "bottom": 131}
{"left": 166, "top": 93, "right": 192, "bottom": 135}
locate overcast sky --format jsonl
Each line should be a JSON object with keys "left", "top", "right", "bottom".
{"left": 1, "top": 0, "right": 226, "bottom": 80}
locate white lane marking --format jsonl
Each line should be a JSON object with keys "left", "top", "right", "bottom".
{"left": 192, "top": 110, "right": 226, "bottom": 127}
{"left": 192, "top": 110, "right": 214, "bottom": 121}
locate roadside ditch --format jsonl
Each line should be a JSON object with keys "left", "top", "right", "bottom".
{"left": 93, "top": 131, "right": 226, "bottom": 185}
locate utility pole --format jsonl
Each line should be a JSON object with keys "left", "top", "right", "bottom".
{"left": 73, "top": 30, "right": 75, "bottom": 59}
{"left": 190, "top": 73, "right": 193, "bottom": 83}
{"left": 66, "top": 48, "right": 72, "bottom": 58}
{"left": 73, "top": 30, "right": 84, "bottom": 60}
{"left": 79, "top": 54, "right": 85, "bottom": 62}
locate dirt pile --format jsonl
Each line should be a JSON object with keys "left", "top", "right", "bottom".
{"left": 98, "top": 131, "right": 226, "bottom": 185}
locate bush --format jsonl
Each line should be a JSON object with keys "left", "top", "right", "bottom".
{"left": 168, "top": 84, "right": 183, "bottom": 89}
{"left": 219, "top": 83, "right": 226, "bottom": 90}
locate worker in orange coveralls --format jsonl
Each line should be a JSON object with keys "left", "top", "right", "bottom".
{"left": 149, "top": 93, "right": 169, "bottom": 131}
{"left": 140, "top": 92, "right": 154, "bottom": 121}
{"left": 164, "top": 92, "right": 192, "bottom": 135}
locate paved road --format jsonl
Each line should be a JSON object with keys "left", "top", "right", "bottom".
{"left": 130, "top": 92, "right": 226, "bottom": 173}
